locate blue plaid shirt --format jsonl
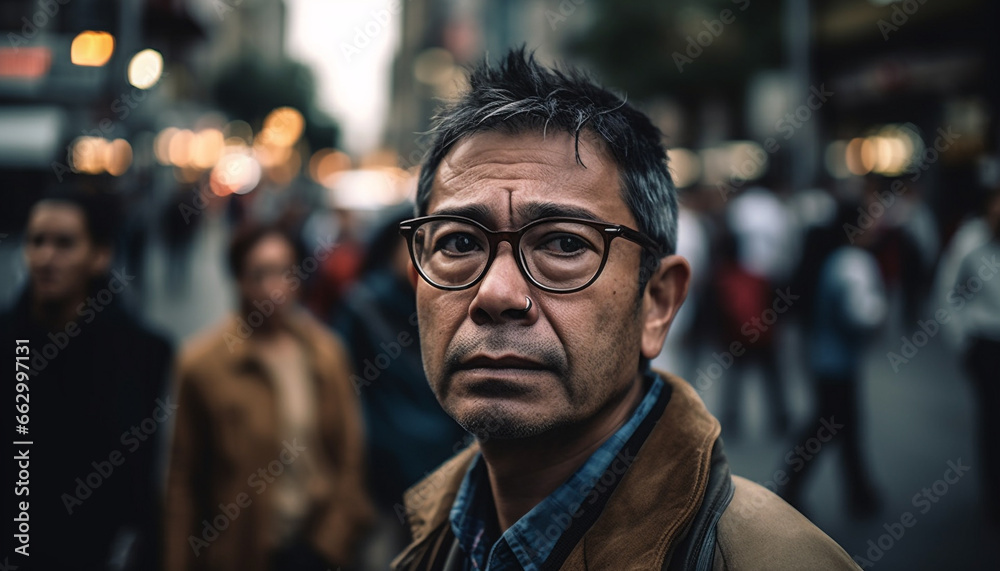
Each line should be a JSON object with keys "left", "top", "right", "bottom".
{"left": 449, "top": 375, "right": 665, "bottom": 570}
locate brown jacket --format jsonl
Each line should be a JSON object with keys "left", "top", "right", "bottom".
{"left": 393, "top": 373, "right": 860, "bottom": 570}
{"left": 165, "top": 311, "right": 373, "bottom": 571}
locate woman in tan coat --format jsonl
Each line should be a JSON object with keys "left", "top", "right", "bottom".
{"left": 165, "top": 223, "right": 373, "bottom": 571}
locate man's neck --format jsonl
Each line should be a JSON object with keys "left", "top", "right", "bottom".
{"left": 239, "top": 305, "right": 290, "bottom": 339}
{"left": 31, "top": 291, "right": 88, "bottom": 332}
{"left": 479, "top": 374, "right": 646, "bottom": 532}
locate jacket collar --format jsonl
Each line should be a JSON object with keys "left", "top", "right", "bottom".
{"left": 222, "top": 308, "right": 319, "bottom": 372}
{"left": 396, "top": 372, "right": 721, "bottom": 569}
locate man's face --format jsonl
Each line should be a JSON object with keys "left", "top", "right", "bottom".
{"left": 238, "top": 233, "right": 298, "bottom": 319}
{"left": 417, "top": 130, "right": 649, "bottom": 440}
{"left": 24, "top": 202, "right": 106, "bottom": 304}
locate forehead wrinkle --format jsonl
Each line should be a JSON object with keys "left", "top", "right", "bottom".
{"left": 436, "top": 131, "right": 604, "bottom": 189}
{"left": 429, "top": 131, "right": 626, "bottom": 229}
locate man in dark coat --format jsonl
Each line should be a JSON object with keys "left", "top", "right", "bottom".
{"left": 2, "top": 193, "right": 173, "bottom": 570}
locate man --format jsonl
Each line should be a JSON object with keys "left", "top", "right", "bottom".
{"left": 781, "top": 197, "right": 886, "bottom": 518}
{"left": 392, "top": 50, "right": 860, "bottom": 570}
{"left": 164, "top": 223, "right": 372, "bottom": 571}
{"left": 952, "top": 186, "right": 1000, "bottom": 525}
{"left": 1, "top": 192, "right": 172, "bottom": 570}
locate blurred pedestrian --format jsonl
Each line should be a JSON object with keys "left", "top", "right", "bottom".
{"left": 164, "top": 222, "right": 373, "bottom": 571}
{"left": 716, "top": 185, "right": 793, "bottom": 437}
{"left": 306, "top": 207, "right": 365, "bottom": 318}
{"left": 782, "top": 198, "right": 886, "bottom": 518}
{"left": 951, "top": 186, "right": 1000, "bottom": 525}
{"left": 1, "top": 191, "right": 173, "bottom": 570}
{"left": 333, "top": 204, "right": 468, "bottom": 568}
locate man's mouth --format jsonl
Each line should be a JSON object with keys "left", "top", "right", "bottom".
{"left": 32, "top": 270, "right": 59, "bottom": 286}
{"left": 458, "top": 355, "right": 548, "bottom": 371}
{"left": 454, "top": 355, "right": 552, "bottom": 395}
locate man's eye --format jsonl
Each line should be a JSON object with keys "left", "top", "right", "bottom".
{"left": 540, "top": 234, "right": 588, "bottom": 254}
{"left": 437, "top": 233, "right": 481, "bottom": 254}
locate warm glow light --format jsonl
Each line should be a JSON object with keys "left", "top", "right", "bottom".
{"left": 103, "top": 138, "right": 132, "bottom": 176}
{"left": 260, "top": 107, "right": 305, "bottom": 147}
{"left": 70, "top": 137, "right": 106, "bottom": 174}
{"left": 70, "top": 31, "right": 115, "bottom": 67}
{"left": 845, "top": 137, "right": 871, "bottom": 176}
{"left": 310, "top": 148, "right": 351, "bottom": 185}
{"left": 190, "top": 129, "right": 224, "bottom": 170}
{"left": 253, "top": 140, "right": 292, "bottom": 168}
{"left": 168, "top": 129, "right": 194, "bottom": 168}
{"left": 154, "top": 127, "right": 177, "bottom": 165}
{"left": 69, "top": 137, "right": 133, "bottom": 175}
{"left": 860, "top": 138, "right": 878, "bottom": 173}
{"left": 212, "top": 152, "right": 262, "bottom": 195}
{"left": 866, "top": 125, "right": 919, "bottom": 176}
{"left": 127, "top": 49, "right": 163, "bottom": 89}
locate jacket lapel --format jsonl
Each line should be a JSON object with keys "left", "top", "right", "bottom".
{"left": 577, "top": 373, "right": 721, "bottom": 569}
{"left": 394, "top": 444, "right": 480, "bottom": 569}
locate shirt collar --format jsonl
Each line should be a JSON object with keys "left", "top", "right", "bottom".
{"left": 449, "top": 373, "right": 665, "bottom": 570}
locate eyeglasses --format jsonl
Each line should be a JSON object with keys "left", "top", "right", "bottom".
{"left": 398, "top": 215, "right": 662, "bottom": 293}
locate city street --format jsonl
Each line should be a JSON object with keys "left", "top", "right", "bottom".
{"left": 698, "top": 309, "right": 998, "bottom": 570}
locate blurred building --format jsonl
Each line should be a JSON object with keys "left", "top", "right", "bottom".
{"left": 814, "top": 0, "right": 994, "bottom": 237}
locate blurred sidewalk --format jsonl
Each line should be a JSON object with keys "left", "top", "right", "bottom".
{"left": 691, "top": 297, "right": 998, "bottom": 570}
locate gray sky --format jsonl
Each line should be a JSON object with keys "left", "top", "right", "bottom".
{"left": 285, "top": 0, "right": 401, "bottom": 156}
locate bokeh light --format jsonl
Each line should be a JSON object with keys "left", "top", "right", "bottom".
{"left": 127, "top": 49, "right": 164, "bottom": 89}
{"left": 70, "top": 31, "right": 115, "bottom": 67}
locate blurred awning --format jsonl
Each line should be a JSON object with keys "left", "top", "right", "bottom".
{"left": 0, "top": 107, "right": 67, "bottom": 168}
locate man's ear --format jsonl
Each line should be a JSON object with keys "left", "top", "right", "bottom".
{"left": 640, "top": 255, "right": 691, "bottom": 360}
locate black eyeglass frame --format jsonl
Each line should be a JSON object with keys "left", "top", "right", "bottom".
{"left": 398, "top": 215, "right": 664, "bottom": 294}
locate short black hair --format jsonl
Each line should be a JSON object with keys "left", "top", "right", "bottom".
{"left": 415, "top": 48, "right": 678, "bottom": 263}
{"left": 227, "top": 222, "right": 302, "bottom": 278}
{"left": 31, "top": 189, "right": 120, "bottom": 248}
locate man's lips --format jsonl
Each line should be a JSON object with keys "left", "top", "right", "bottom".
{"left": 457, "top": 355, "right": 548, "bottom": 371}
{"left": 32, "top": 270, "right": 59, "bottom": 285}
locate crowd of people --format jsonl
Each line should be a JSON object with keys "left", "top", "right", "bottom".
{"left": 3, "top": 52, "right": 998, "bottom": 571}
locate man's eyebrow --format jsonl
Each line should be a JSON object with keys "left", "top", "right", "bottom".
{"left": 517, "top": 202, "right": 603, "bottom": 223}
{"left": 427, "top": 203, "right": 495, "bottom": 225}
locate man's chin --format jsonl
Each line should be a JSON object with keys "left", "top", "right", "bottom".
{"left": 449, "top": 401, "right": 563, "bottom": 442}
{"left": 34, "top": 288, "right": 71, "bottom": 305}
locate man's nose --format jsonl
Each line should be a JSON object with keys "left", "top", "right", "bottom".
{"left": 27, "top": 241, "right": 56, "bottom": 266}
{"left": 468, "top": 242, "right": 537, "bottom": 325}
